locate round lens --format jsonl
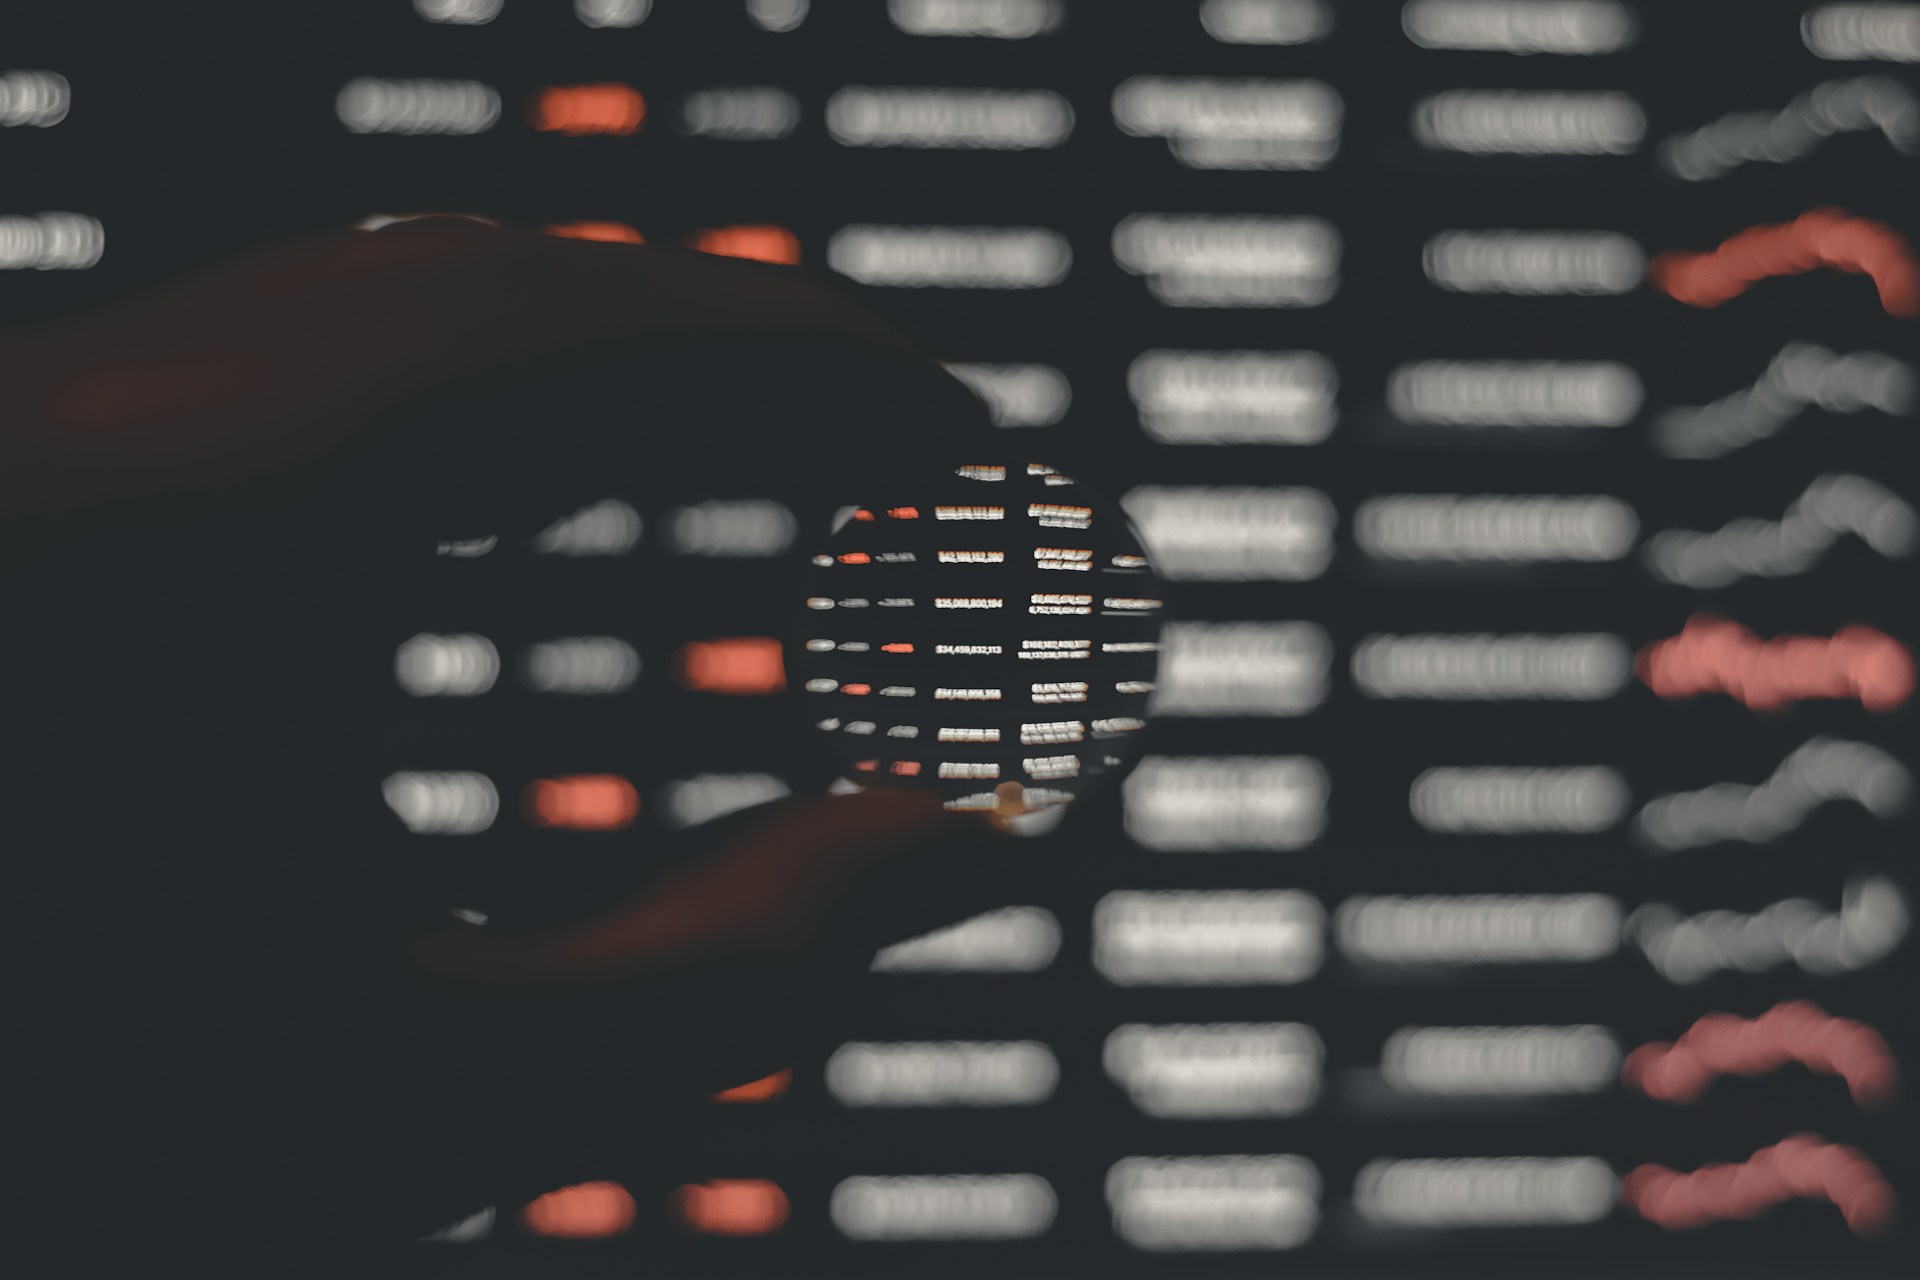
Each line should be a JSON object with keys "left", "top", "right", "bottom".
{"left": 794, "top": 462, "right": 1163, "bottom": 832}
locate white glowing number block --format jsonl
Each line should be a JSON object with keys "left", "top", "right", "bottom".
{"left": 656, "top": 772, "right": 791, "bottom": 829}
{"left": 0, "top": 212, "right": 103, "bottom": 270}
{"left": 1410, "top": 766, "right": 1629, "bottom": 834}
{"left": 1388, "top": 359, "right": 1643, "bottom": 428}
{"left": 1124, "top": 756, "right": 1328, "bottom": 851}
{"left": 1337, "top": 893, "right": 1623, "bottom": 964}
{"left": 337, "top": 79, "right": 501, "bottom": 135}
{"left": 576, "top": 0, "right": 651, "bottom": 27}
{"left": 828, "top": 225, "right": 1072, "bottom": 288}
{"left": 416, "top": 0, "right": 501, "bottom": 23}
{"left": 1350, "top": 632, "right": 1631, "bottom": 700}
{"left": 382, "top": 771, "right": 499, "bottom": 834}
{"left": 826, "top": 1041, "right": 1059, "bottom": 1107}
{"left": 1094, "top": 890, "right": 1326, "bottom": 986}
{"left": 1104, "top": 1023, "right": 1323, "bottom": 1118}
{"left": 945, "top": 363, "right": 1071, "bottom": 427}
{"left": 418, "top": 1205, "right": 496, "bottom": 1243}
{"left": 1106, "top": 1156, "right": 1321, "bottom": 1251}
{"left": 531, "top": 499, "right": 643, "bottom": 555}
{"left": 830, "top": 1174, "right": 1057, "bottom": 1241}
{"left": 1381, "top": 1026, "right": 1620, "bottom": 1096}
{"left": 395, "top": 633, "right": 499, "bottom": 696}
{"left": 1357, "top": 494, "right": 1639, "bottom": 563}
{"left": 434, "top": 534, "right": 497, "bottom": 558}
{"left": 1642, "top": 473, "right": 1917, "bottom": 585}
{"left": 1355, "top": 1156, "right": 1617, "bottom": 1227}
{"left": 1200, "top": 0, "right": 1332, "bottom": 45}
{"left": 870, "top": 906, "right": 1062, "bottom": 973}
{"left": 827, "top": 88, "right": 1073, "bottom": 149}
{"left": 1422, "top": 231, "right": 1645, "bottom": 294}
{"left": 1122, "top": 486, "right": 1335, "bottom": 581}
{"left": 1151, "top": 622, "right": 1330, "bottom": 716}
{"left": 1628, "top": 875, "right": 1908, "bottom": 984}
{"left": 1113, "top": 214, "right": 1340, "bottom": 307}
{"left": 523, "top": 637, "right": 641, "bottom": 695}
{"left": 0, "top": 70, "right": 70, "bottom": 127}
{"left": 1651, "top": 343, "right": 1914, "bottom": 459}
{"left": 1803, "top": 4, "right": 1920, "bottom": 61}
{"left": 1128, "top": 350, "right": 1338, "bottom": 445}
{"left": 1413, "top": 90, "right": 1644, "bottom": 154}
{"left": 1401, "top": 1, "right": 1637, "bottom": 54}
{"left": 1112, "top": 77, "right": 1342, "bottom": 170}
{"left": 1659, "top": 77, "right": 1920, "bottom": 181}
{"left": 888, "top": 0, "right": 1063, "bottom": 38}
{"left": 1634, "top": 738, "right": 1912, "bottom": 851}
{"left": 665, "top": 499, "right": 796, "bottom": 556}
{"left": 680, "top": 87, "right": 801, "bottom": 140}
{"left": 747, "top": 0, "right": 809, "bottom": 32}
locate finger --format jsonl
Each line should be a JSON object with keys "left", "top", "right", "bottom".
{"left": 814, "top": 805, "right": 1070, "bottom": 966}
{"left": 411, "top": 788, "right": 961, "bottom": 985}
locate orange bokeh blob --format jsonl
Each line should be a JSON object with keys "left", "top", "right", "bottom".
{"left": 1621, "top": 1135, "right": 1894, "bottom": 1235}
{"left": 685, "top": 224, "right": 801, "bottom": 265}
{"left": 1638, "top": 614, "right": 1913, "bottom": 711}
{"left": 709, "top": 1068, "right": 792, "bottom": 1103}
{"left": 675, "top": 636, "right": 787, "bottom": 694}
{"left": 522, "top": 1181, "right": 637, "bottom": 1239}
{"left": 1648, "top": 207, "right": 1919, "bottom": 317}
{"left": 525, "top": 775, "right": 640, "bottom": 830}
{"left": 1624, "top": 1001, "right": 1898, "bottom": 1107}
{"left": 532, "top": 84, "right": 646, "bottom": 136}
{"left": 544, "top": 221, "right": 645, "bottom": 244}
{"left": 670, "top": 1179, "right": 790, "bottom": 1236}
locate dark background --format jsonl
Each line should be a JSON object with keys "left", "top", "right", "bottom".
{"left": 3, "top": 1, "right": 1914, "bottom": 1274}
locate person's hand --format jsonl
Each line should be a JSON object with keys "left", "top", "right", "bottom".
{"left": 4, "top": 216, "right": 1036, "bottom": 1253}
{"left": 413, "top": 785, "right": 1021, "bottom": 987}
{"left": 383, "top": 784, "right": 1032, "bottom": 1242}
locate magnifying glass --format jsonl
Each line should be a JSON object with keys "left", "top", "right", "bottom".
{"left": 795, "top": 459, "right": 1162, "bottom": 835}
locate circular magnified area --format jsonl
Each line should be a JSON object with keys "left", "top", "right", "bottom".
{"left": 795, "top": 462, "right": 1162, "bottom": 833}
